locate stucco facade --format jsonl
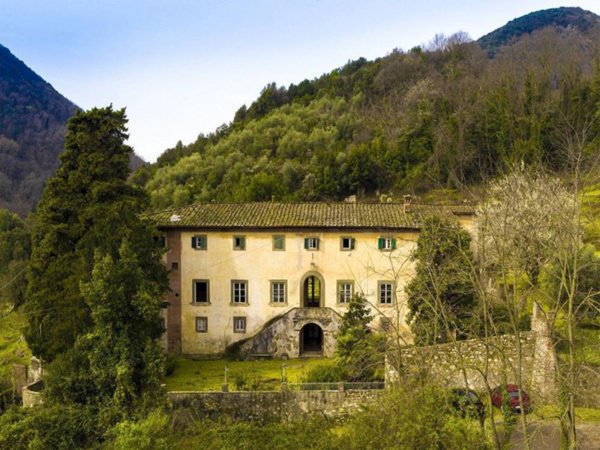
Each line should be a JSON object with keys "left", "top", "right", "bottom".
{"left": 151, "top": 202, "right": 474, "bottom": 358}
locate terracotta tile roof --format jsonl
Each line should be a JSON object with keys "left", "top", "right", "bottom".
{"left": 147, "top": 202, "right": 474, "bottom": 230}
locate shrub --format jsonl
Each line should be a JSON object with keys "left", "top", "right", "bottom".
{"left": 339, "top": 385, "right": 492, "bottom": 450}
{"left": 302, "top": 363, "right": 344, "bottom": 383}
{"left": 170, "top": 417, "right": 339, "bottom": 449}
{"left": 106, "top": 409, "right": 170, "bottom": 450}
{"left": 0, "top": 404, "right": 99, "bottom": 450}
{"left": 164, "top": 354, "right": 179, "bottom": 377}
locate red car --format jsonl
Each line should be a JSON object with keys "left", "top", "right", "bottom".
{"left": 491, "top": 384, "right": 531, "bottom": 414}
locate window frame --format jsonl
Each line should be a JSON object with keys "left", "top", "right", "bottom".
{"left": 378, "top": 281, "right": 395, "bottom": 305}
{"left": 270, "top": 280, "right": 287, "bottom": 305}
{"left": 195, "top": 316, "right": 208, "bottom": 333}
{"left": 272, "top": 235, "right": 286, "bottom": 251}
{"left": 337, "top": 280, "right": 354, "bottom": 305}
{"left": 340, "top": 236, "right": 356, "bottom": 251}
{"left": 304, "top": 237, "right": 320, "bottom": 251}
{"left": 231, "top": 280, "right": 249, "bottom": 305}
{"left": 233, "top": 316, "right": 247, "bottom": 333}
{"left": 192, "top": 279, "right": 210, "bottom": 304}
{"left": 377, "top": 236, "right": 397, "bottom": 251}
{"left": 233, "top": 235, "right": 246, "bottom": 251}
{"left": 191, "top": 234, "right": 207, "bottom": 251}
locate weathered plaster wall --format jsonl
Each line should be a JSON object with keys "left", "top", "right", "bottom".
{"left": 169, "top": 389, "right": 384, "bottom": 421}
{"left": 175, "top": 230, "right": 419, "bottom": 355}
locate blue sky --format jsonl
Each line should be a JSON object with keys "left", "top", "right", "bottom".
{"left": 1, "top": 1, "right": 599, "bottom": 162}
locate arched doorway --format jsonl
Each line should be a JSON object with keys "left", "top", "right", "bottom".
{"left": 300, "top": 323, "right": 323, "bottom": 355}
{"left": 302, "top": 274, "right": 323, "bottom": 307}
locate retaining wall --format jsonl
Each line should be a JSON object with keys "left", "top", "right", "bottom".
{"left": 169, "top": 389, "right": 383, "bottom": 421}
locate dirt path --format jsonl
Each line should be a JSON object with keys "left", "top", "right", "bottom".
{"left": 509, "top": 421, "right": 600, "bottom": 449}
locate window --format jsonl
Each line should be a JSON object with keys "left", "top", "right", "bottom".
{"left": 378, "top": 281, "right": 394, "bottom": 305}
{"left": 233, "top": 316, "right": 246, "bottom": 333}
{"left": 337, "top": 281, "right": 354, "bottom": 304}
{"left": 231, "top": 280, "right": 248, "bottom": 304}
{"left": 233, "top": 235, "right": 246, "bottom": 250}
{"left": 195, "top": 316, "right": 208, "bottom": 332}
{"left": 270, "top": 280, "right": 287, "bottom": 304}
{"left": 340, "top": 237, "right": 356, "bottom": 251}
{"left": 193, "top": 280, "right": 210, "bottom": 304}
{"left": 377, "top": 236, "right": 397, "bottom": 251}
{"left": 171, "top": 262, "right": 179, "bottom": 271}
{"left": 304, "top": 237, "right": 320, "bottom": 250}
{"left": 272, "top": 235, "right": 285, "bottom": 251}
{"left": 192, "top": 235, "right": 207, "bottom": 250}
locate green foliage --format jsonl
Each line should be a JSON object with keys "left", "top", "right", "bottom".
{"left": 301, "top": 363, "right": 344, "bottom": 383}
{"left": 106, "top": 410, "right": 170, "bottom": 450}
{"left": 0, "top": 310, "right": 30, "bottom": 412}
{"left": 44, "top": 241, "right": 166, "bottom": 418}
{"left": 12, "top": 106, "right": 168, "bottom": 445}
{"left": 140, "top": 22, "right": 600, "bottom": 209}
{"left": 339, "top": 385, "right": 491, "bottom": 450}
{"left": 169, "top": 417, "right": 339, "bottom": 450}
{"left": 24, "top": 105, "right": 167, "bottom": 362}
{"left": 0, "top": 209, "right": 30, "bottom": 308}
{"left": 406, "top": 215, "right": 477, "bottom": 345}
{"left": 335, "top": 293, "right": 385, "bottom": 381}
{"left": 0, "top": 405, "right": 99, "bottom": 450}
{"left": 478, "top": 7, "right": 599, "bottom": 56}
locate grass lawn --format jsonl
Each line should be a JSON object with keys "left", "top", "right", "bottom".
{"left": 164, "top": 356, "right": 336, "bottom": 391}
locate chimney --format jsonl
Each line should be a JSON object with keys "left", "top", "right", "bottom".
{"left": 403, "top": 194, "right": 412, "bottom": 214}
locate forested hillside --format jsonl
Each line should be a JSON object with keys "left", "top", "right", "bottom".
{"left": 139, "top": 8, "right": 600, "bottom": 210}
{"left": 479, "top": 6, "right": 600, "bottom": 55}
{"left": 0, "top": 44, "right": 78, "bottom": 215}
{"left": 0, "top": 44, "right": 146, "bottom": 216}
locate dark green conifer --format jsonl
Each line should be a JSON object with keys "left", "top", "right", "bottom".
{"left": 406, "top": 215, "right": 477, "bottom": 345}
{"left": 24, "top": 106, "right": 166, "bottom": 362}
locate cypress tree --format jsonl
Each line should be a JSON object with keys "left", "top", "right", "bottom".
{"left": 24, "top": 106, "right": 166, "bottom": 362}
{"left": 406, "top": 215, "right": 477, "bottom": 345}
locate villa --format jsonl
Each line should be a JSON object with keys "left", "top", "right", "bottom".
{"left": 149, "top": 201, "right": 474, "bottom": 358}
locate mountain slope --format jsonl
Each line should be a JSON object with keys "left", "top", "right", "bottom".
{"left": 0, "top": 44, "right": 78, "bottom": 215}
{"left": 478, "top": 7, "right": 600, "bottom": 56}
{"left": 140, "top": 8, "right": 600, "bottom": 209}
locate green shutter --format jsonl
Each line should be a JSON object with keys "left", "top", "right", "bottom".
{"left": 378, "top": 237, "right": 384, "bottom": 250}
{"left": 392, "top": 238, "right": 397, "bottom": 250}
{"left": 192, "top": 236, "right": 197, "bottom": 248}
{"left": 315, "top": 238, "right": 320, "bottom": 250}
{"left": 304, "top": 238, "right": 309, "bottom": 249}
{"left": 350, "top": 238, "right": 355, "bottom": 250}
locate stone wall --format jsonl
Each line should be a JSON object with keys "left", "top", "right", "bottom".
{"left": 386, "top": 312, "right": 557, "bottom": 401}
{"left": 169, "top": 388, "right": 383, "bottom": 421}
{"left": 387, "top": 333, "right": 535, "bottom": 389}
{"left": 21, "top": 380, "right": 44, "bottom": 407}
{"left": 238, "top": 307, "right": 342, "bottom": 358}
